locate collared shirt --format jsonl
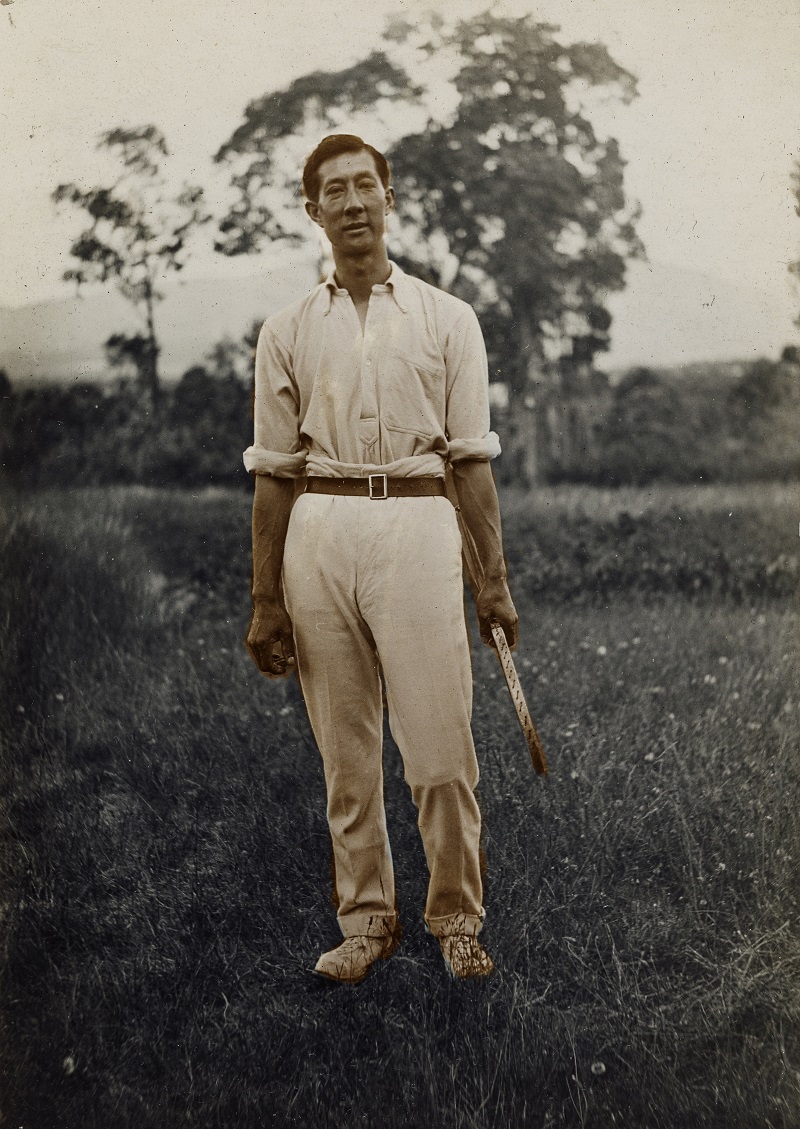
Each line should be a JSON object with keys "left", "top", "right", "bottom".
{"left": 243, "top": 261, "right": 501, "bottom": 479}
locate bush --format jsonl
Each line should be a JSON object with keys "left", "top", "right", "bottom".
{"left": 0, "top": 375, "right": 252, "bottom": 490}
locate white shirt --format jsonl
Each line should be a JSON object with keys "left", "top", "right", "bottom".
{"left": 243, "top": 261, "right": 500, "bottom": 478}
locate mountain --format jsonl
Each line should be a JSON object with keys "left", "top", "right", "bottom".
{"left": 0, "top": 256, "right": 793, "bottom": 386}
{"left": 0, "top": 257, "right": 318, "bottom": 385}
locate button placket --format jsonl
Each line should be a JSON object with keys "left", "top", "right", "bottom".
{"left": 359, "top": 292, "right": 381, "bottom": 458}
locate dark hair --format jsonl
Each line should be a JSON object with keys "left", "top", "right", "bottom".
{"left": 302, "top": 134, "right": 391, "bottom": 202}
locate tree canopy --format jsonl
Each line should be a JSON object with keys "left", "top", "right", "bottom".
{"left": 53, "top": 126, "right": 210, "bottom": 402}
{"left": 214, "top": 10, "right": 643, "bottom": 398}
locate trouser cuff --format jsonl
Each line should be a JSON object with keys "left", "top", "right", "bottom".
{"left": 339, "top": 912, "right": 399, "bottom": 940}
{"left": 425, "top": 910, "right": 485, "bottom": 938}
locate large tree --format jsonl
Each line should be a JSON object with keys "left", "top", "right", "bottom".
{"left": 53, "top": 126, "right": 210, "bottom": 404}
{"left": 215, "top": 11, "right": 642, "bottom": 397}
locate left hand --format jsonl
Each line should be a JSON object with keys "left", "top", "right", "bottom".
{"left": 476, "top": 576, "right": 519, "bottom": 650}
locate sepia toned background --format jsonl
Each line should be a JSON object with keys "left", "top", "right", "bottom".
{"left": 1, "top": 1, "right": 799, "bottom": 1126}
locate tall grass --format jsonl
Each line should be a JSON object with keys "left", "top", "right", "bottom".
{"left": 1, "top": 486, "right": 799, "bottom": 1128}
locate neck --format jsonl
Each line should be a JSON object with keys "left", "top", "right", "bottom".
{"left": 333, "top": 246, "right": 392, "bottom": 303}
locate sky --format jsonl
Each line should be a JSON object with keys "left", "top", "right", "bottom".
{"left": 2, "top": 0, "right": 799, "bottom": 360}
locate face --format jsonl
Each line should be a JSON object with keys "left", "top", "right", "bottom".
{"left": 305, "top": 150, "right": 394, "bottom": 254}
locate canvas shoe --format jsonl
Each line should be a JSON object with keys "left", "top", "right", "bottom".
{"left": 313, "top": 931, "right": 400, "bottom": 985}
{"left": 439, "top": 934, "right": 495, "bottom": 979}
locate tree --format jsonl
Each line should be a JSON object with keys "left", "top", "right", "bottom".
{"left": 391, "top": 15, "right": 642, "bottom": 393}
{"left": 53, "top": 126, "right": 210, "bottom": 404}
{"left": 104, "top": 332, "right": 154, "bottom": 389}
{"left": 214, "top": 11, "right": 642, "bottom": 410}
{"left": 202, "top": 327, "right": 260, "bottom": 385}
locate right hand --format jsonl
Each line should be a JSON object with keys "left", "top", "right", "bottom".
{"left": 245, "top": 598, "right": 296, "bottom": 678}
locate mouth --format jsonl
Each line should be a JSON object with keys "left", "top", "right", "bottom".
{"left": 344, "top": 223, "right": 368, "bottom": 233}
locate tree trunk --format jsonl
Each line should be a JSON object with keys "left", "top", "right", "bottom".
{"left": 142, "top": 282, "right": 160, "bottom": 408}
{"left": 501, "top": 312, "right": 548, "bottom": 487}
{"left": 503, "top": 397, "right": 540, "bottom": 487}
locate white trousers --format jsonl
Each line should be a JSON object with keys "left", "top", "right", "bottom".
{"left": 283, "top": 492, "right": 485, "bottom": 939}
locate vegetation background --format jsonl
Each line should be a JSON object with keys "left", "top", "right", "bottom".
{"left": 3, "top": 345, "right": 800, "bottom": 492}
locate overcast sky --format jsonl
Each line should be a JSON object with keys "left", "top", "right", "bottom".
{"left": 2, "top": 0, "right": 799, "bottom": 356}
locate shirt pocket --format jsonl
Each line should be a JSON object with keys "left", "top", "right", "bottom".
{"left": 381, "top": 350, "right": 447, "bottom": 441}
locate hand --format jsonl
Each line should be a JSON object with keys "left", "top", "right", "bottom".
{"left": 245, "top": 598, "right": 296, "bottom": 677}
{"left": 476, "top": 576, "right": 519, "bottom": 650}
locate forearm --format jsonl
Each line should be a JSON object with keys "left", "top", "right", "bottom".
{"left": 451, "top": 459, "right": 518, "bottom": 647}
{"left": 450, "top": 459, "right": 508, "bottom": 584}
{"left": 251, "top": 474, "right": 296, "bottom": 602}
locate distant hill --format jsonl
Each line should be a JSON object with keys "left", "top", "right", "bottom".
{"left": 0, "top": 255, "right": 794, "bottom": 386}
{"left": 0, "top": 257, "right": 318, "bottom": 386}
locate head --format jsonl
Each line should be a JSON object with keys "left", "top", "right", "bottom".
{"left": 303, "top": 135, "right": 395, "bottom": 256}
{"left": 302, "top": 134, "right": 391, "bottom": 204}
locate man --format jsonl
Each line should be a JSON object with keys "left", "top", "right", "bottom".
{"left": 244, "top": 134, "right": 518, "bottom": 983}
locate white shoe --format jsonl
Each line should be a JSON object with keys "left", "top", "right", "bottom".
{"left": 313, "top": 932, "right": 399, "bottom": 985}
{"left": 439, "top": 934, "right": 495, "bottom": 979}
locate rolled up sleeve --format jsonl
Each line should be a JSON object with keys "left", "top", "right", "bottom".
{"left": 443, "top": 307, "right": 501, "bottom": 464}
{"left": 243, "top": 321, "right": 307, "bottom": 478}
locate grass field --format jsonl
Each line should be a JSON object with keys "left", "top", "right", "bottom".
{"left": 1, "top": 483, "right": 799, "bottom": 1128}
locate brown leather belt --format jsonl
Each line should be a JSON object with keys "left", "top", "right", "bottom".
{"left": 304, "top": 474, "right": 446, "bottom": 500}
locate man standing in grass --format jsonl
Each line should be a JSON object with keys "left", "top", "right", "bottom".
{"left": 244, "top": 134, "right": 518, "bottom": 983}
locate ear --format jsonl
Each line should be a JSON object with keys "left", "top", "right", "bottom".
{"left": 305, "top": 199, "right": 323, "bottom": 227}
{"left": 384, "top": 186, "right": 396, "bottom": 215}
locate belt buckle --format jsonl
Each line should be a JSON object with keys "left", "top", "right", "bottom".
{"left": 368, "top": 473, "right": 388, "bottom": 500}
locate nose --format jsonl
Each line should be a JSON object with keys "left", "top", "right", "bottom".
{"left": 343, "top": 182, "right": 365, "bottom": 214}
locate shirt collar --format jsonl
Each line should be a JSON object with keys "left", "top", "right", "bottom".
{"left": 323, "top": 260, "right": 409, "bottom": 314}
